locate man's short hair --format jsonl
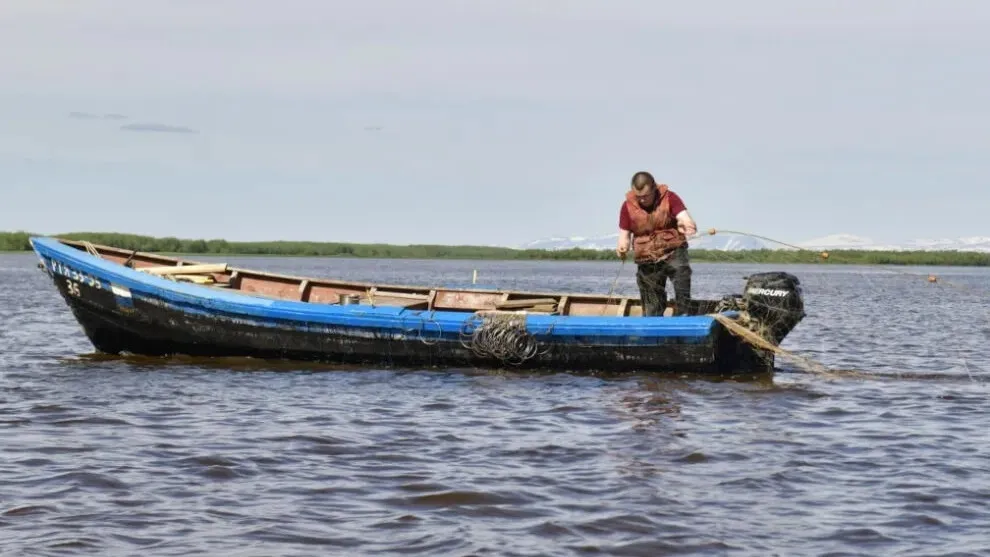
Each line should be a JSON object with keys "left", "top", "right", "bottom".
{"left": 631, "top": 171, "right": 656, "bottom": 192}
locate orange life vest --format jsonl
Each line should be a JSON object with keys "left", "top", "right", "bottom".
{"left": 625, "top": 185, "right": 687, "bottom": 263}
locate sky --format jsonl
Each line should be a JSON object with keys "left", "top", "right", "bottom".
{"left": 1, "top": 0, "right": 988, "bottom": 247}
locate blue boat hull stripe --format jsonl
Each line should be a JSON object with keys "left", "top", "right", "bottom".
{"left": 29, "top": 237, "right": 724, "bottom": 345}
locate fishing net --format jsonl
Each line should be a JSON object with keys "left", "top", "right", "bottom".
{"left": 458, "top": 311, "right": 544, "bottom": 365}
{"left": 623, "top": 229, "right": 990, "bottom": 382}
{"left": 625, "top": 249, "right": 853, "bottom": 378}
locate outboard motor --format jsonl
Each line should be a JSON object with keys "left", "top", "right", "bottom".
{"left": 742, "top": 272, "right": 805, "bottom": 345}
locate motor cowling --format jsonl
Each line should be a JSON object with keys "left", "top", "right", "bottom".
{"left": 741, "top": 272, "right": 805, "bottom": 345}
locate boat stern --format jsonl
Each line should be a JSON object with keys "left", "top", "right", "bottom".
{"left": 740, "top": 271, "right": 806, "bottom": 345}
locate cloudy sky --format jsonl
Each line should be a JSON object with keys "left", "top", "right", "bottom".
{"left": 1, "top": 1, "right": 987, "bottom": 246}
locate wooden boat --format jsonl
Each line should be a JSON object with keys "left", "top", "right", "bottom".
{"left": 29, "top": 236, "right": 807, "bottom": 375}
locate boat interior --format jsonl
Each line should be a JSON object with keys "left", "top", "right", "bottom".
{"left": 56, "top": 239, "right": 730, "bottom": 317}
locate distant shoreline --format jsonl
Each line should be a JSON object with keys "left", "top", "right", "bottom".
{"left": 3, "top": 231, "right": 989, "bottom": 266}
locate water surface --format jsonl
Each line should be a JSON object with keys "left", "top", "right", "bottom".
{"left": 2, "top": 253, "right": 988, "bottom": 556}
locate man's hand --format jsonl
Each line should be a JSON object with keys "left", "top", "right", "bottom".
{"left": 676, "top": 210, "right": 697, "bottom": 238}
{"left": 616, "top": 231, "right": 630, "bottom": 260}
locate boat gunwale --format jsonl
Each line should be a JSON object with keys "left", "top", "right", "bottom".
{"left": 52, "top": 237, "right": 647, "bottom": 305}
{"left": 31, "top": 236, "right": 728, "bottom": 340}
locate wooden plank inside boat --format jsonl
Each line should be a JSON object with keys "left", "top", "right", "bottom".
{"left": 237, "top": 271, "right": 305, "bottom": 299}
{"left": 494, "top": 298, "right": 559, "bottom": 309}
{"left": 433, "top": 290, "right": 504, "bottom": 311}
{"left": 141, "top": 263, "right": 229, "bottom": 276}
{"left": 171, "top": 274, "right": 217, "bottom": 285}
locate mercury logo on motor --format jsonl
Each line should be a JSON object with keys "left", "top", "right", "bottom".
{"left": 746, "top": 288, "right": 791, "bottom": 297}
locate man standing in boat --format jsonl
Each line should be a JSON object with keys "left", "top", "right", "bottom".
{"left": 616, "top": 171, "right": 697, "bottom": 316}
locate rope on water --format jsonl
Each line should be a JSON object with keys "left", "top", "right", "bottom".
{"left": 711, "top": 313, "right": 868, "bottom": 380}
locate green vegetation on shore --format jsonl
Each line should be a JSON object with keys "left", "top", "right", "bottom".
{"left": 3, "top": 231, "right": 989, "bottom": 266}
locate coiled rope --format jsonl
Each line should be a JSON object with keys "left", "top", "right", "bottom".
{"left": 459, "top": 311, "right": 548, "bottom": 365}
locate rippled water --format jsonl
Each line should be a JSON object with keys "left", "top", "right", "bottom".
{"left": 2, "top": 252, "right": 989, "bottom": 556}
